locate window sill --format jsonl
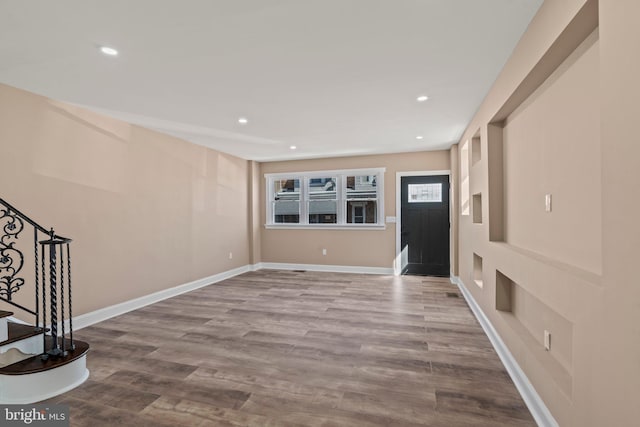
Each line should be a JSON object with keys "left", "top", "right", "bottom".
{"left": 264, "top": 224, "right": 386, "bottom": 231}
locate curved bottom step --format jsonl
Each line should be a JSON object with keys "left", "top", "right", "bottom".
{"left": 0, "top": 340, "right": 90, "bottom": 404}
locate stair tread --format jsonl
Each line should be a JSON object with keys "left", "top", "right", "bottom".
{"left": 0, "top": 338, "right": 89, "bottom": 375}
{"left": 0, "top": 323, "right": 45, "bottom": 347}
{"left": 0, "top": 311, "right": 13, "bottom": 319}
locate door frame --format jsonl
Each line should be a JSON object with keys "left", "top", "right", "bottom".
{"left": 394, "top": 170, "right": 451, "bottom": 276}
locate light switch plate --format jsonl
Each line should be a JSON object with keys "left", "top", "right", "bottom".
{"left": 545, "top": 194, "right": 552, "bottom": 212}
{"left": 544, "top": 330, "right": 551, "bottom": 351}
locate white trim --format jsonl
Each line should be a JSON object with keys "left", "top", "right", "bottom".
{"left": 264, "top": 167, "right": 386, "bottom": 179}
{"left": 265, "top": 224, "right": 386, "bottom": 230}
{"left": 7, "top": 265, "right": 255, "bottom": 333}
{"left": 450, "top": 275, "right": 559, "bottom": 427}
{"left": 394, "top": 170, "right": 451, "bottom": 275}
{"left": 260, "top": 262, "right": 394, "bottom": 275}
{"left": 0, "top": 355, "right": 89, "bottom": 404}
{"left": 72, "top": 265, "right": 251, "bottom": 330}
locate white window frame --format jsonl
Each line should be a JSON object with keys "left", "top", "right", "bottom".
{"left": 265, "top": 167, "right": 385, "bottom": 229}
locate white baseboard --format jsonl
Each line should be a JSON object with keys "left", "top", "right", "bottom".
{"left": 72, "top": 262, "right": 390, "bottom": 329}
{"left": 6, "top": 262, "right": 391, "bottom": 334}
{"left": 450, "top": 275, "right": 558, "bottom": 427}
{"left": 5, "top": 263, "right": 389, "bottom": 333}
{"left": 72, "top": 265, "right": 252, "bottom": 330}
{"left": 3, "top": 266, "right": 555, "bottom": 423}
{"left": 259, "top": 262, "right": 394, "bottom": 275}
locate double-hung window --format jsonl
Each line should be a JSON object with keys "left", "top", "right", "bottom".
{"left": 308, "top": 177, "right": 337, "bottom": 224}
{"left": 272, "top": 178, "right": 301, "bottom": 223}
{"left": 346, "top": 174, "right": 378, "bottom": 224}
{"left": 266, "top": 168, "right": 385, "bottom": 228}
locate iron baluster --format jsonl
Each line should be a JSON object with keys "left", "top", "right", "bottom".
{"left": 60, "top": 242, "right": 66, "bottom": 355}
{"left": 41, "top": 243, "right": 47, "bottom": 358}
{"left": 67, "top": 242, "right": 74, "bottom": 350}
{"left": 47, "top": 228, "right": 61, "bottom": 357}
{"left": 0, "top": 198, "right": 75, "bottom": 359}
{"left": 34, "top": 228, "right": 41, "bottom": 331}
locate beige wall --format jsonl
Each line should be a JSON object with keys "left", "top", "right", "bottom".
{"left": 0, "top": 83, "right": 251, "bottom": 317}
{"left": 248, "top": 160, "right": 262, "bottom": 265}
{"left": 596, "top": 0, "right": 640, "bottom": 424}
{"left": 260, "top": 151, "right": 449, "bottom": 268}
{"left": 503, "top": 33, "right": 602, "bottom": 274}
{"left": 449, "top": 145, "right": 459, "bottom": 276}
{"left": 3, "top": 0, "right": 639, "bottom": 422}
{"left": 453, "top": 0, "right": 640, "bottom": 425}
{"left": 503, "top": 31, "right": 601, "bottom": 274}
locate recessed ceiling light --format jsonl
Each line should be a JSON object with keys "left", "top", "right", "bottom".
{"left": 416, "top": 136, "right": 424, "bottom": 140}
{"left": 289, "top": 145, "right": 297, "bottom": 150}
{"left": 416, "top": 95, "right": 429, "bottom": 102}
{"left": 238, "top": 117, "right": 248, "bottom": 125}
{"left": 100, "top": 46, "right": 118, "bottom": 56}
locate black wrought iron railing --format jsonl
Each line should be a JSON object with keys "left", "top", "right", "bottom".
{"left": 0, "top": 197, "right": 75, "bottom": 357}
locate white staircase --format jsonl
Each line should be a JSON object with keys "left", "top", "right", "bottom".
{"left": 0, "top": 198, "right": 90, "bottom": 403}
{"left": 0, "top": 312, "right": 89, "bottom": 404}
{"left": 0, "top": 311, "right": 45, "bottom": 368}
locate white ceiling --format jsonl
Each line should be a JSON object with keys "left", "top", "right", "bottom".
{"left": 0, "top": 0, "right": 542, "bottom": 162}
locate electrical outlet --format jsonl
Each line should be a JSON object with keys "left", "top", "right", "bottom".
{"left": 228, "top": 252, "right": 233, "bottom": 260}
{"left": 544, "top": 330, "right": 551, "bottom": 351}
{"left": 322, "top": 248, "right": 327, "bottom": 256}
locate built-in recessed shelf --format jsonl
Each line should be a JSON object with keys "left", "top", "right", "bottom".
{"left": 493, "top": 269, "right": 575, "bottom": 395}
{"left": 495, "top": 270, "right": 513, "bottom": 312}
{"left": 460, "top": 141, "right": 470, "bottom": 216}
{"left": 472, "top": 193, "right": 482, "bottom": 224}
{"left": 487, "top": 123, "right": 504, "bottom": 241}
{"left": 471, "top": 131, "right": 481, "bottom": 166}
{"left": 485, "top": 1, "right": 598, "bottom": 245}
{"left": 473, "top": 253, "right": 483, "bottom": 288}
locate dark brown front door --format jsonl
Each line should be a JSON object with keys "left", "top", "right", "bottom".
{"left": 400, "top": 175, "right": 450, "bottom": 276}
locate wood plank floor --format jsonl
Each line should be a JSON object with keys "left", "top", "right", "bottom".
{"left": 46, "top": 270, "right": 536, "bottom": 426}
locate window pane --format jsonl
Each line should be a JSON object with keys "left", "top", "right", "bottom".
{"left": 309, "top": 200, "right": 337, "bottom": 224}
{"left": 346, "top": 200, "right": 377, "bottom": 224}
{"left": 274, "top": 201, "right": 300, "bottom": 223}
{"left": 274, "top": 179, "right": 300, "bottom": 195}
{"left": 346, "top": 175, "right": 377, "bottom": 224}
{"left": 308, "top": 177, "right": 336, "bottom": 223}
{"left": 274, "top": 178, "right": 300, "bottom": 223}
{"left": 309, "top": 177, "right": 337, "bottom": 199}
{"left": 346, "top": 175, "right": 377, "bottom": 199}
{"left": 408, "top": 183, "right": 442, "bottom": 203}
